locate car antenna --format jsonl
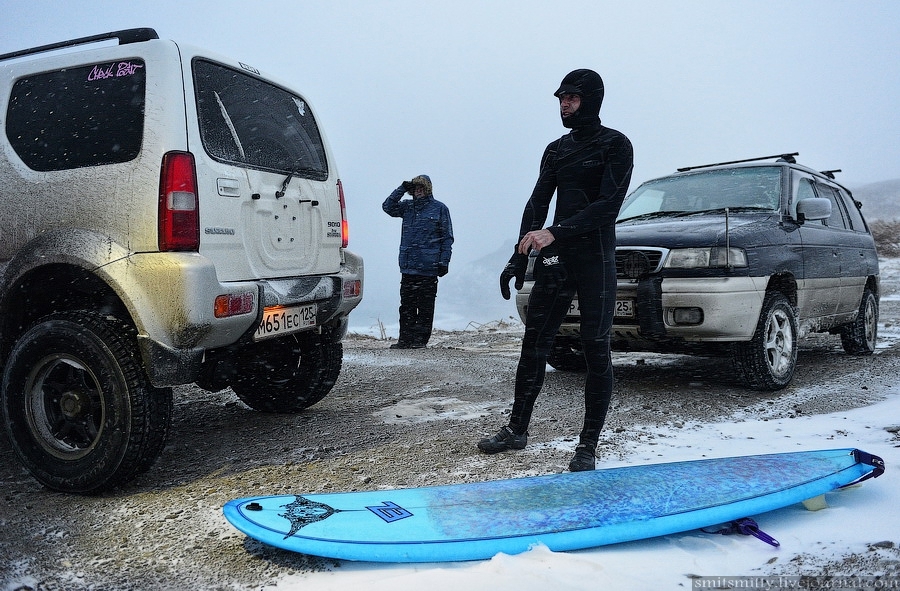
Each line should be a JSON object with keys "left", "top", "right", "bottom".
{"left": 677, "top": 152, "right": 799, "bottom": 172}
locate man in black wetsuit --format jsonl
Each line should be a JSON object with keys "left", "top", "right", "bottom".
{"left": 478, "top": 69, "right": 634, "bottom": 471}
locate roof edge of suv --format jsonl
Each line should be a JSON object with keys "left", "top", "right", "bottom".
{"left": 0, "top": 28, "right": 159, "bottom": 62}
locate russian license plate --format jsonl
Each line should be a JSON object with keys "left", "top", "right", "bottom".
{"left": 254, "top": 304, "right": 317, "bottom": 341}
{"left": 614, "top": 299, "right": 635, "bottom": 318}
{"left": 568, "top": 299, "right": 635, "bottom": 318}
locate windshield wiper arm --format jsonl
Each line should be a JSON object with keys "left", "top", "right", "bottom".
{"left": 617, "top": 211, "right": 687, "bottom": 223}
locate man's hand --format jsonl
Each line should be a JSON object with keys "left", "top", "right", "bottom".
{"left": 518, "top": 228, "right": 556, "bottom": 254}
{"left": 437, "top": 263, "right": 449, "bottom": 277}
{"left": 500, "top": 252, "right": 529, "bottom": 300}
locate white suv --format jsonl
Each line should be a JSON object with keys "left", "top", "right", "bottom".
{"left": 0, "top": 28, "right": 363, "bottom": 493}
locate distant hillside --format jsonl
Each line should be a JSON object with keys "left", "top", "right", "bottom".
{"left": 850, "top": 179, "right": 900, "bottom": 221}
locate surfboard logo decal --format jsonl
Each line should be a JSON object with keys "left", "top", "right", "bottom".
{"left": 280, "top": 496, "right": 339, "bottom": 539}
{"left": 366, "top": 501, "right": 413, "bottom": 523}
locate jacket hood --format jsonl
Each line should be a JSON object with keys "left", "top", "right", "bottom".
{"left": 411, "top": 174, "right": 433, "bottom": 196}
{"left": 554, "top": 69, "right": 604, "bottom": 129}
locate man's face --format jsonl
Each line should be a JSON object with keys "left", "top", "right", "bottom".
{"left": 559, "top": 93, "right": 582, "bottom": 119}
{"left": 413, "top": 185, "right": 427, "bottom": 197}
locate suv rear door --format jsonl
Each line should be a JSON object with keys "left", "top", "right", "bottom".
{"left": 187, "top": 56, "right": 343, "bottom": 282}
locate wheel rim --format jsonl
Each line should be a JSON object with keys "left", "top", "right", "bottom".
{"left": 763, "top": 307, "right": 794, "bottom": 377}
{"left": 24, "top": 354, "right": 105, "bottom": 460}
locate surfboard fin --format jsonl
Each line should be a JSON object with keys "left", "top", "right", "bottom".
{"left": 802, "top": 494, "right": 828, "bottom": 511}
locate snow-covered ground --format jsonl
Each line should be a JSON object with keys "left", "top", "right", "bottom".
{"left": 275, "top": 258, "right": 900, "bottom": 590}
{"left": 269, "top": 394, "right": 900, "bottom": 590}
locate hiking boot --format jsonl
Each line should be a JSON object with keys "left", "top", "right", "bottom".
{"left": 389, "top": 342, "right": 412, "bottom": 349}
{"left": 477, "top": 426, "right": 527, "bottom": 454}
{"left": 568, "top": 443, "right": 596, "bottom": 472}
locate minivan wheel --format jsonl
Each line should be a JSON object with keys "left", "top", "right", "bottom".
{"left": 230, "top": 334, "right": 342, "bottom": 412}
{"left": 547, "top": 338, "right": 587, "bottom": 372}
{"left": 1, "top": 311, "right": 172, "bottom": 494}
{"left": 732, "top": 292, "right": 798, "bottom": 391}
{"left": 840, "top": 288, "right": 878, "bottom": 355}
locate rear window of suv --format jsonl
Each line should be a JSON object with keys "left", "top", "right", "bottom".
{"left": 6, "top": 59, "right": 146, "bottom": 171}
{"left": 193, "top": 59, "right": 328, "bottom": 180}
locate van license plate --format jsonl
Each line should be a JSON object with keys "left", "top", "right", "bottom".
{"left": 254, "top": 304, "right": 317, "bottom": 341}
{"left": 568, "top": 299, "right": 635, "bottom": 318}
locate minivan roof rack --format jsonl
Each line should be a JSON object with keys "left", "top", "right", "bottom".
{"left": 820, "top": 169, "right": 842, "bottom": 179}
{"left": 677, "top": 152, "right": 799, "bottom": 172}
{"left": 0, "top": 28, "right": 159, "bottom": 62}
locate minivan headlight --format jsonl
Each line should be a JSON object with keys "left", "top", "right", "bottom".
{"left": 664, "top": 247, "right": 747, "bottom": 269}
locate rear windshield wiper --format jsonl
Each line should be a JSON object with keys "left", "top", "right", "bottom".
{"left": 275, "top": 163, "right": 320, "bottom": 198}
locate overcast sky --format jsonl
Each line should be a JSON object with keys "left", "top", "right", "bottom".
{"left": 3, "top": 1, "right": 899, "bottom": 330}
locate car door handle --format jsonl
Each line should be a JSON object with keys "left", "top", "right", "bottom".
{"left": 217, "top": 177, "right": 241, "bottom": 197}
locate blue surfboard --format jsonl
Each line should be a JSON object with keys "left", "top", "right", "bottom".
{"left": 223, "top": 448, "right": 884, "bottom": 563}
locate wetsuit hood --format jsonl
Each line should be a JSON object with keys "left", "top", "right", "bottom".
{"left": 554, "top": 69, "right": 604, "bottom": 129}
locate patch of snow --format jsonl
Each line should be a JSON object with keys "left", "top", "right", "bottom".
{"left": 268, "top": 387, "right": 900, "bottom": 590}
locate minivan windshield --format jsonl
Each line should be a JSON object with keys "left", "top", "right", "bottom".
{"left": 617, "top": 166, "right": 782, "bottom": 222}
{"left": 193, "top": 59, "right": 328, "bottom": 180}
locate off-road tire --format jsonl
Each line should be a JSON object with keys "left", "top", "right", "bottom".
{"left": 1, "top": 311, "right": 173, "bottom": 494}
{"left": 230, "top": 333, "right": 342, "bottom": 412}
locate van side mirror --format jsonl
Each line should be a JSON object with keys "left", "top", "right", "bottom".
{"left": 796, "top": 197, "right": 831, "bottom": 223}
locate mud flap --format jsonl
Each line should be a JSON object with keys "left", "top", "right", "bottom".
{"left": 637, "top": 276, "right": 666, "bottom": 337}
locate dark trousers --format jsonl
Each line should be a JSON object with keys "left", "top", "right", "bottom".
{"left": 398, "top": 273, "right": 439, "bottom": 346}
{"left": 510, "top": 243, "right": 616, "bottom": 447}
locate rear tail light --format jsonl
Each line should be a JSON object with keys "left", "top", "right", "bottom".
{"left": 337, "top": 179, "right": 349, "bottom": 248}
{"left": 342, "top": 279, "right": 362, "bottom": 298}
{"left": 214, "top": 293, "right": 255, "bottom": 318}
{"left": 159, "top": 151, "right": 200, "bottom": 251}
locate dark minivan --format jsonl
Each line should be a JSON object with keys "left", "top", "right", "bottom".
{"left": 516, "top": 154, "right": 879, "bottom": 390}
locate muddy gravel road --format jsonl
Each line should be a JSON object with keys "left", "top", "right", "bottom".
{"left": 2, "top": 270, "right": 900, "bottom": 590}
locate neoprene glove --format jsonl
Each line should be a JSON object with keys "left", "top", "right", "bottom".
{"left": 534, "top": 245, "right": 567, "bottom": 285}
{"left": 437, "top": 263, "right": 449, "bottom": 277}
{"left": 500, "top": 252, "right": 528, "bottom": 300}
{"left": 401, "top": 180, "right": 415, "bottom": 194}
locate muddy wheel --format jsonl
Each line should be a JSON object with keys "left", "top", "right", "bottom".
{"left": 230, "top": 333, "right": 342, "bottom": 412}
{"left": 1, "top": 311, "right": 172, "bottom": 494}
{"left": 546, "top": 338, "right": 587, "bottom": 372}
{"left": 732, "top": 292, "right": 798, "bottom": 390}
{"left": 840, "top": 288, "right": 878, "bottom": 355}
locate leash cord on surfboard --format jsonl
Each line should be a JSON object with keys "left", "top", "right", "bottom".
{"left": 843, "top": 449, "right": 886, "bottom": 487}
{"left": 702, "top": 518, "right": 780, "bottom": 547}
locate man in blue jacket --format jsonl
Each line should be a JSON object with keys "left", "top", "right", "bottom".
{"left": 382, "top": 174, "right": 454, "bottom": 349}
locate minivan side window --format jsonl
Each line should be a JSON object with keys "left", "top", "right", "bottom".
{"left": 193, "top": 59, "right": 328, "bottom": 180}
{"left": 5, "top": 60, "right": 146, "bottom": 171}
{"left": 814, "top": 183, "right": 849, "bottom": 230}
{"left": 837, "top": 188, "right": 868, "bottom": 233}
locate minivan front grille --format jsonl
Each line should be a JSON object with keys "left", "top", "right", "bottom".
{"left": 615, "top": 248, "right": 666, "bottom": 279}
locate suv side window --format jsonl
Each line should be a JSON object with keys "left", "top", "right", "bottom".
{"left": 5, "top": 60, "right": 146, "bottom": 171}
{"left": 193, "top": 59, "right": 328, "bottom": 180}
{"left": 813, "top": 183, "right": 849, "bottom": 230}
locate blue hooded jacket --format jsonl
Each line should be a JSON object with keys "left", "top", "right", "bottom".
{"left": 382, "top": 174, "right": 454, "bottom": 276}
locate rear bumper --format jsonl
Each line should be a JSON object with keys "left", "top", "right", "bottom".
{"left": 106, "top": 250, "right": 363, "bottom": 386}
